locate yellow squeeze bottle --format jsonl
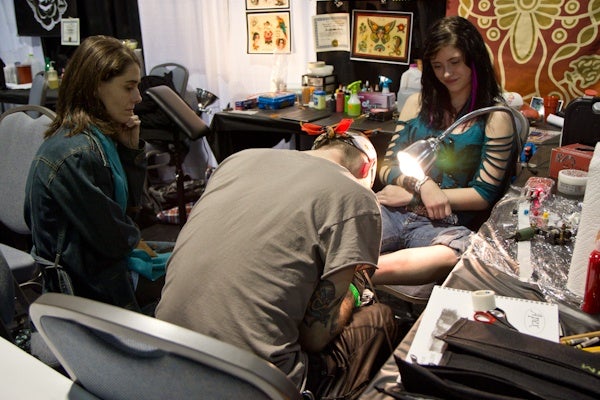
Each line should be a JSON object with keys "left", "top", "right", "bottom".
{"left": 347, "top": 80, "right": 362, "bottom": 117}
{"left": 46, "top": 62, "right": 59, "bottom": 90}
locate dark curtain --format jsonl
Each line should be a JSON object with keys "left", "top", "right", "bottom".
{"left": 40, "top": 0, "right": 142, "bottom": 74}
{"left": 75, "top": 0, "right": 141, "bottom": 40}
{"left": 14, "top": 0, "right": 78, "bottom": 37}
{"left": 316, "top": 0, "right": 446, "bottom": 95}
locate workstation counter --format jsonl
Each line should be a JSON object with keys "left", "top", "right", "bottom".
{"left": 0, "top": 87, "right": 58, "bottom": 112}
{"left": 360, "top": 188, "right": 600, "bottom": 399}
{"left": 208, "top": 106, "right": 398, "bottom": 163}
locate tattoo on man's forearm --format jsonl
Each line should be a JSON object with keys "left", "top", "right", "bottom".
{"left": 304, "top": 279, "right": 342, "bottom": 331}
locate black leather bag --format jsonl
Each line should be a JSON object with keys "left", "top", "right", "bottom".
{"left": 395, "top": 318, "right": 600, "bottom": 400}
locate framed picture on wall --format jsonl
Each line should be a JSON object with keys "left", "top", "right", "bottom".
{"left": 312, "top": 13, "right": 351, "bottom": 53}
{"left": 247, "top": 12, "right": 291, "bottom": 54}
{"left": 246, "top": 0, "right": 289, "bottom": 10}
{"left": 350, "top": 10, "right": 413, "bottom": 65}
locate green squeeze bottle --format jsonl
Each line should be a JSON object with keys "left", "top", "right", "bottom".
{"left": 347, "top": 80, "right": 362, "bottom": 117}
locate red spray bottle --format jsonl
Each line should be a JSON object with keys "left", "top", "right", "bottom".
{"left": 582, "top": 231, "right": 600, "bottom": 314}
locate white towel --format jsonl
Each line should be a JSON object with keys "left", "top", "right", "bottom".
{"left": 567, "top": 142, "right": 600, "bottom": 297}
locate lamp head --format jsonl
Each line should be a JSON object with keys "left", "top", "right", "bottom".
{"left": 397, "top": 137, "right": 439, "bottom": 180}
{"left": 196, "top": 88, "right": 219, "bottom": 112}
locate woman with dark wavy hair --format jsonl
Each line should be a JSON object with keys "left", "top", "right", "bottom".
{"left": 373, "top": 16, "right": 518, "bottom": 288}
{"left": 25, "top": 35, "right": 145, "bottom": 310}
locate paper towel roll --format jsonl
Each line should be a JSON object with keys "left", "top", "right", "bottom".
{"left": 546, "top": 113, "right": 564, "bottom": 128}
{"left": 567, "top": 143, "right": 600, "bottom": 297}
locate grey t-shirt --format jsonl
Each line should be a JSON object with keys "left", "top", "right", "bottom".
{"left": 155, "top": 148, "right": 381, "bottom": 387}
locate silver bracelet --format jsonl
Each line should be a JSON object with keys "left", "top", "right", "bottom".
{"left": 414, "top": 176, "right": 430, "bottom": 194}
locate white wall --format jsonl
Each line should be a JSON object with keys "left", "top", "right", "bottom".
{"left": 0, "top": 0, "right": 45, "bottom": 73}
{"left": 137, "top": 0, "right": 317, "bottom": 111}
{"left": 1, "top": 0, "right": 318, "bottom": 110}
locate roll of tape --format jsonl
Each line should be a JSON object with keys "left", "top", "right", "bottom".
{"left": 471, "top": 289, "right": 496, "bottom": 311}
{"left": 557, "top": 169, "right": 588, "bottom": 197}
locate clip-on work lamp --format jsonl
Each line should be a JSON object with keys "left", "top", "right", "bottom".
{"left": 196, "top": 88, "right": 219, "bottom": 116}
{"left": 397, "top": 105, "right": 519, "bottom": 180}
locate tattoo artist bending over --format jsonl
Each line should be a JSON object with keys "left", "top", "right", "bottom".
{"left": 25, "top": 35, "right": 146, "bottom": 311}
{"left": 373, "top": 16, "right": 518, "bottom": 286}
{"left": 156, "top": 129, "right": 399, "bottom": 399}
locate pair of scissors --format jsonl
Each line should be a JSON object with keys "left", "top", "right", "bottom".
{"left": 474, "top": 308, "right": 517, "bottom": 331}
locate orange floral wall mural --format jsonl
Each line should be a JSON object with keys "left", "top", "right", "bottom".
{"left": 446, "top": 0, "right": 600, "bottom": 105}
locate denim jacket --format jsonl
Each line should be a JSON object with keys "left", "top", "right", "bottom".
{"left": 24, "top": 127, "right": 146, "bottom": 310}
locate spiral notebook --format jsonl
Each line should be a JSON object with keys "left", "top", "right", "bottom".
{"left": 406, "top": 285, "right": 559, "bottom": 365}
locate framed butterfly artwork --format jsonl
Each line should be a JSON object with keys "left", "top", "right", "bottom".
{"left": 350, "top": 10, "right": 413, "bottom": 65}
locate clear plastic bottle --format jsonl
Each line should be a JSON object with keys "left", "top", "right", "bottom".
{"left": 582, "top": 231, "right": 600, "bottom": 314}
{"left": 27, "top": 53, "right": 43, "bottom": 77}
{"left": 16, "top": 54, "right": 35, "bottom": 84}
{"left": 397, "top": 63, "right": 422, "bottom": 112}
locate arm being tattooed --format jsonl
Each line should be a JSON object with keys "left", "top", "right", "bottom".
{"left": 300, "top": 267, "right": 356, "bottom": 352}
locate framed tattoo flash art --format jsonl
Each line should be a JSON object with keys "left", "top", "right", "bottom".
{"left": 247, "top": 12, "right": 291, "bottom": 54}
{"left": 351, "top": 10, "right": 413, "bottom": 65}
{"left": 245, "top": 0, "right": 289, "bottom": 10}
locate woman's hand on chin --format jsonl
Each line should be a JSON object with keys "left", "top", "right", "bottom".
{"left": 115, "top": 115, "right": 141, "bottom": 149}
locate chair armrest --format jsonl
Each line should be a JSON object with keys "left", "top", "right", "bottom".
{"left": 145, "top": 85, "right": 210, "bottom": 140}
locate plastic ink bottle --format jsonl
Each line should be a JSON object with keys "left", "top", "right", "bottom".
{"left": 335, "top": 85, "right": 344, "bottom": 113}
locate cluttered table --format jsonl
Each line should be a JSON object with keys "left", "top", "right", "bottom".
{"left": 207, "top": 102, "right": 599, "bottom": 397}
{"left": 513, "top": 120, "right": 562, "bottom": 186}
{"left": 361, "top": 186, "right": 600, "bottom": 399}
{"left": 208, "top": 105, "right": 398, "bottom": 163}
{"left": 0, "top": 87, "right": 58, "bottom": 112}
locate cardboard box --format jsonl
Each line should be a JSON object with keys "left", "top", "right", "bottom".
{"left": 359, "top": 92, "right": 396, "bottom": 112}
{"left": 549, "top": 143, "right": 595, "bottom": 179}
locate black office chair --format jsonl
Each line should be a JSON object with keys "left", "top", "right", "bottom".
{"left": 142, "top": 85, "right": 211, "bottom": 227}
{"left": 30, "top": 293, "right": 303, "bottom": 400}
{"left": 148, "top": 63, "right": 189, "bottom": 97}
